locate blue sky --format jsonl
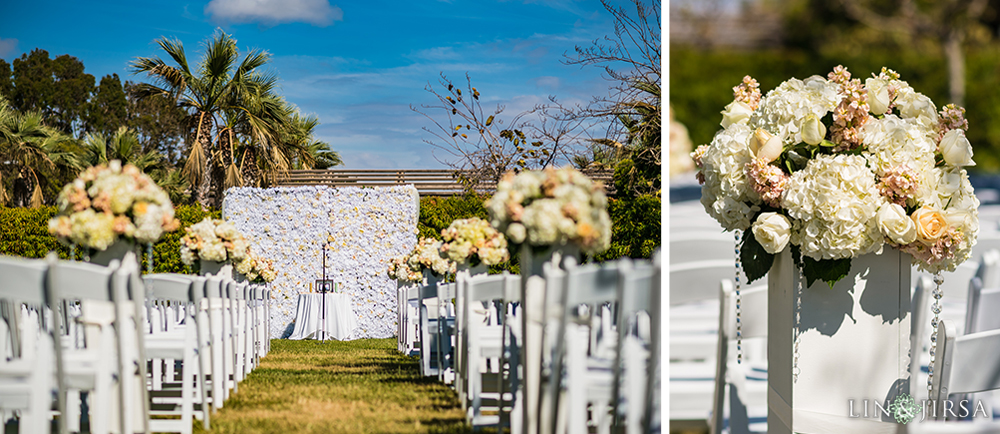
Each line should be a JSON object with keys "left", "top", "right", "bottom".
{"left": 0, "top": 0, "right": 635, "bottom": 169}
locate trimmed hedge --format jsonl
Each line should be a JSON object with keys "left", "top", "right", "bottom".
{"left": 0, "top": 205, "right": 219, "bottom": 274}
{"left": 0, "top": 194, "right": 660, "bottom": 272}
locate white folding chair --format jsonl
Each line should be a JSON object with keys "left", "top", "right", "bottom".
{"left": 201, "top": 277, "right": 230, "bottom": 410}
{"left": 929, "top": 320, "right": 1000, "bottom": 421}
{"left": 143, "top": 273, "right": 211, "bottom": 433}
{"left": 0, "top": 255, "right": 55, "bottom": 434}
{"left": 611, "top": 258, "right": 658, "bottom": 434}
{"left": 670, "top": 231, "right": 737, "bottom": 264}
{"left": 548, "top": 257, "right": 621, "bottom": 434}
{"left": 460, "top": 272, "right": 515, "bottom": 429}
{"left": 48, "top": 253, "right": 148, "bottom": 434}
{"left": 670, "top": 260, "right": 743, "bottom": 307}
{"left": 710, "top": 280, "right": 768, "bottom": 434}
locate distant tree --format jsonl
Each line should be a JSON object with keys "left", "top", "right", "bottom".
{"left": 0, "top": 95, "right": 83, "bottom": 207}
{"left": 79, "top": 126, "right": 190, "bottom": 204}
{"left": 84, "top": 73, "right": 128, "bottom": 137}
{"left": 0, "top": 60, "right": 12, "bottom": 99}
{"left": 123, "top": 81, "right": 187, "bottom": 167}
{"left": 413, "top": 73, "right": 590, "bottom": 186}
{"left": 10, "top": 49, "right": 95, "bottom": 136}
{"left": 563, "top": 0, "right": 661, "bottom": 196}
{"left": 131, "top": 31, "right": 291, "bottom": 207}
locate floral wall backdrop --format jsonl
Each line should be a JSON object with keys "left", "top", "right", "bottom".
{"left": 224, "top": 185, "right": 420, "bottom": 339}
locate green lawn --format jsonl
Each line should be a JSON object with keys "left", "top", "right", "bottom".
{"left": 193, "top": 338, "right": 469, "bottom": 434}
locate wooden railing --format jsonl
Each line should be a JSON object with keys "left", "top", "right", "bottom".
{"left": 269, "top": 169, "right": 616, "bottom": 196}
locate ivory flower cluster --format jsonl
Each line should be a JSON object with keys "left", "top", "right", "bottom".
{"left": 440, "top": 217, "right": 510, "bottom": 266}
{"left": 405, "top": 237, "right": 456, "bottom": 277}
{"left": 49, "top": 160, "right": 180, "bottom": 251}
{"left": 486, "top": 167, "right": 611, "bottom": 255}
{"left": 235, "top": 248, "right": 277, "bottom": 283}
{"left": 694, "top": 66, "right": 979, "bottom": 275}
{"left": 387, "top": 255, "right": 422, "bottom": 282}
{"left": 179, "top": 218, "right": 250, "bottom": 265}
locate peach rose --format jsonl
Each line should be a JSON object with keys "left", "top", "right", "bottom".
{"left": 911, "top": 205, "right": 949, "bottom": 246}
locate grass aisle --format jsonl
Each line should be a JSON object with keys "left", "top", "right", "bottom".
{"left": 194, "top": 338, "right": 468, "bottom": 434}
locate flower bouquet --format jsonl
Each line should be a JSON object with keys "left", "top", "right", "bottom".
{"left": 440, "top": 217, "right": 510, "bottom": 267}
{"left": 692, "top": 66, "right": 979, "bottom": 287}
{"left": 235, "top": 248, "right": 277, "bottom": 283}
{"left": 179, "top": 217, "right": 250, "bottom": 266}
{"left": 406, "top": 237, "right": 456, "bottom": 278}
{"left": 485, "top": 166, "right": 612, "bottom": 255}
{"left": 387, "top": 255, "right": 422, "bottom": 283}
{"left": 48, "top": 160, "right": 180, "bottom": 252}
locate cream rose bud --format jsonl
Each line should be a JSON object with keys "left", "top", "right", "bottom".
{"left": 939, "top": 129, "right": 976, "bottom": 166}
{"left": 876, "top": 203, "right": 917, "bottom": 245}
{"left": 720, "top": 101, "right": 753, "bottom": 128}
{"left": 749, "top": 128, "right": 783, "bottom": 163}
{"left": 800, "top": 114, "right": 827, "bottom": 145}
{"left": 866, "top": 78, "right": 891, "bottom": 115}
{"left": 751, "top": 212, "right": 791, "bottom": 254}
{"left": 911, "top": 205, "right": 949, "bottom": 245}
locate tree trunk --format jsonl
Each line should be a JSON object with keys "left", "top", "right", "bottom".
{"left": 10, "top": 167, "right": 33, "bottom": 208}
{"left": 187, "top": 112, "right": 214, "bottom": 208}
{"left": 241, "top": 147, "right": 261, "bottom": 188}
{"left": 945, "top": 29, "right": 965, "bottom": 107}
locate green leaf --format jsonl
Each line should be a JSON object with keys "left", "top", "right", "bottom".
{"left": 740, "top": 227, "right": 774, "bottom": 284}
{"left": 802, "top": 255, "right": 852, "bottom": 289}
{"left": 785, "top": 150, "right": 809, "bottom": 172}
{"left": 819, "top": 139, "right": 836, "bottom": 148}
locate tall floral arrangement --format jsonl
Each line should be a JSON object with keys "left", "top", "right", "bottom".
{"left": 440, "top": 217, "right": 510, "bottom": 267}
{"left": 179, "top": 217, "right": 250, "bottom": 265}
{"left": 406, "top": 237, "right": 455, "bottom": 277}
{"left": 387, "top": 255, "right": 422, "bottom": 282}
{"left": 235, "top": 248, "right": 277, "bottom": 283}
{"left": 485, "top": 166, "right": 611, "bottom": 255}
{"left": 692, "top": 67, "right": 979, "bottom": 287}
{"left": 48, "top": 160, "right": 180, "bottom": 251}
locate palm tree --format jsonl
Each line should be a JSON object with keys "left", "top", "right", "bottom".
{"left": 80, "top": 126, "right": 163, "bottom": 171}
{"left": 0, "top": 96, "right": 82, "bottom": 207}
{"left": 131, "top": 30, "right": 283, "bottom": 207}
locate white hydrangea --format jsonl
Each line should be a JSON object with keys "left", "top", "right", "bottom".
{"left": 861, "top": 114, "right": 937, "bottom": 176}
{"left": 894, "top": 86, "right": 939, "bottom": 130}
{"left": 699, "top": 123, "right": 761, "bottom": 231}
{"left": 750, "top": 75, "right": 841, "bottom": 144}
{"left": 781, "top": 154, "right": 885, "bottom": 260}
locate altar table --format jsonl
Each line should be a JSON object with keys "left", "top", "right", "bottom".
{"left": 288, "top": 293, "right": 357, "bottom": 340}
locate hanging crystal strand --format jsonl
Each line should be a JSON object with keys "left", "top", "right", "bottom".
{"left": 70, "top": 244, "right": 76, "bottom": 261}
{"left": 734, "top": 231, "right": 742, "bottom": 364}
{"left": 928, "top": 271, "right": 944, "bottom": 391}
{"left": 146, "top": 243, "right": 154, "bottom": 274}
{"left": 794, "top": 264, "right": 803, "bottom": 383}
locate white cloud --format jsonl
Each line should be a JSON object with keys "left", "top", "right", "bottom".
{"left": 205, "top": 0, "right": 344, "bottom": 27}
{"left": 0, "top": 38, "right": 18, "bottom": 57}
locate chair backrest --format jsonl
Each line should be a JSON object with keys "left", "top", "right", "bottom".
{"left": 930, "top": 319, "right": 1000, "bottom": 419}
{"left": 670, "top": 259, "right": 740, "bottom": 306}
{"left": 144, "top": 274, "right": 195, "bottom": 302}
{"left": 466, "top": 273, "right": 507, "bottom": 303}
{"left": 720, "top": 280, "right": 767, "bottom": 340}
{"left": 0, "top": 255, "right": 48, "bottom": 305}
{"left": 975, "top": 248, "right": 1000, "bottom": 289}
{"left": 911, "top": 274, "right": 933, "bottom": 399}
{"left": 562, "top": 257, "right": 619, "bottom": 307}
{"left": 49, "top": 257, "right": 116, "bottom": 303}
{"left": 670, "top": 231, "right": 735, "bottom": 264}
{"left": 964, "top": 277, "right": 1000, "bottom": 334}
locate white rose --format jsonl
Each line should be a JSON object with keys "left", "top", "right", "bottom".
{"left": 749, "top": 128, "right": 782, "bottom": 163}
{"left": 800, "top": 113, "right": 827, "bottom": 145}
{"left": 751, "top": 212, "right": 791, "bottom": 254}
{"left": 939, "top": 129, "right": 976, "bottom": 166}
{"left": 876, "top": 203, "right": 917, "bottom": 245}
{"left": 721, "top": 101, "right": 753, "bottom": 128}
{"left": 866, "top": 78, "right": 891, "bottom": 115}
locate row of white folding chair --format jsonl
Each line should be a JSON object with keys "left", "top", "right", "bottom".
{"left": 0, "top": 252, "right": 149, "bottom": 434}
{"left": 543, "top": 255, "right": 661, "bottom": 434}
{"left": 710, "top": 280, "right": 768, "bottom": 434}
{"left": 930, "top": 319, "right": 1000, "bottom": 422}
{"left": 142, "top": 272, "right": 272, "bottom": 433}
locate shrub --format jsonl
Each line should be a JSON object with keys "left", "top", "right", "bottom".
{"left": 0, "top": 192, "right": 660, "bottom": 271}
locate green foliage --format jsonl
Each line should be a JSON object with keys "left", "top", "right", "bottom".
{"left": 593, "top": 194, "right": 662, "bottom": 262}
{"left": 739, "top": 226, "right": 774, "bottom": 285}
{"left": 417, "top": 193, "right": 489, "bottom": 240}
{"left": 670, "top": 45, "right": 1000, "bottom": 171}
{"left": 0, "top": 205, "right": 218, "bottom": 274}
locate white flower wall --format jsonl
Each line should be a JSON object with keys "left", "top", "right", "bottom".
{"left": 223, "top": 185, "right": 420, "bottom": 339}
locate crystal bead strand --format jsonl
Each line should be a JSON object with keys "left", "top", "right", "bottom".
{"left": 794, "top": 264, "right": 803, "bottom": 383}
{"left": 734, "top": 231, "right": 742, "bottom": 364}
{"left": 70, "top": 244, "right": 76, "bottom": 261}
{"left": 146, "top": 243, "right": 154, "bottom": 274}
{"left": 927, "top": 271, "right": 944, "bottom": 391}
